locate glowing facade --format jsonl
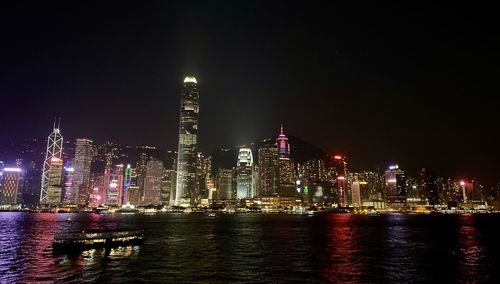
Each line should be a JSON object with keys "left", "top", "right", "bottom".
{"left": 276, "top": 126, "right": 296, "bottom": 197}
{"left": 236, "top": 148, "right": 254, "bottom": 199}
{"left": 74, "top": 138, "right": 93, "bottom": 205}
{"left": 46, "top": 157, "right": 63, "bottom": 204}
{"left": 40, "top": 121, "right": 63, "bottom": 204}
{"left": 0, "top": 168, "right": 22, "bottom": 205}
{"left": 333, "top": 155, "right": 348, "bottom": 207}
{"left": 62, "top": 163, "right": 75, "bottom": 204}
{"left": 384, "top": 164, "right": 406, "bottom": 207}
{"left": 258, "top": 146, "right": 278, "bottom": 196}
{"left": 175, "top": 76, "right": 199, "bottom": 206}
{"left": 104, "top": 164, "right": 124, "bottom": 207}
{"left": 143, "top": 159, "right": 164, "bottom": 206}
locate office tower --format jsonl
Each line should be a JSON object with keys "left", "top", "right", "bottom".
{"left": 62, "top": 163, "right": 75, "bottom": 204}
{"left": 276, "top": 126, "right": 296, "bottom": 197}
{"left": 123, "top": 164, "right": 133, "bottom": 205}
{"left": 196, "top": 152, "right": 212, "bottom": 201}
{"left": 333, "top": 155, "right": 348, "bottom": 207}
{"left": 300, "top": 159, "right": 332, "bottom": 203}
{"left": 126, "top": 169, "right": 141, "bottom": 206}
{"left": 143, "top": 159, "right": 164, "bottom": 206}
{"left": 104, "top": 164, "right": 124, "bottom": 207}
{"left": 21, "top": 161, "right": 41, "bottom": 205}
{"left": 0, "top": 167, "right": 22, "bottom": 205}
{"left": 236, "top": 148, "right": 254, "bottom": 199}
{"left": 384, "top": 164, "right": 406, "bottom": 208}
{"left": 216, "top": 168, "right": 234, "bottom": 200}
{"left": 74, "top": 138, "right": 93, "bottom": 206}
{"left": 46, "top": 157, "right": 63, "bottom": 204}
{"left": 40, "top": 120, "right": 63, "bottom": 204}
{"left": 258, "top": 145, "right": 278, "bottom": 196}
{"left": 351, "top": 180, "right": 361, "bottom": 207}
{"left": 162, "top": 169, "right": 176, "bottom": 206}
{"left": 175, "top": 76, "right": 200, "bottom": 207}
{"left": 348, "top": 171, "right": 385, "bottom": 202}
{"left": 136, "top": 153, "right": 148, "bottom": 203}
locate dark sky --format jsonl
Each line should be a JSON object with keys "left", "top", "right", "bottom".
{"left": 1, "top": 1, "right": 498, "bottom": 183}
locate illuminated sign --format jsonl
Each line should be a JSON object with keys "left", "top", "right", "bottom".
{"left": 3, "top": 168, "right": 21, "bottom": 172}
{"left": 304, "top": 187, "right": 309, "bottom": 194}
{"left": 359, "top": 181, "right": 368, "bottom": 185}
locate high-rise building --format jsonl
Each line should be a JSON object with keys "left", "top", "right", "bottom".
{"left": 162, "top": 169, "right": 176, "bottom": 205}
{"left": 276, "top": 126, "right": 296, "bottom": 197}
{"left": 123, "top": 164, "right": 133, "bottom": 205}
{"left": 384, "top": 164, "right": 406, "bottom": 208}
{"left": 0, "top": 167, "right": 22, "bottom": 205}
{"left": 46, "top": 157, "right": 63, "bottom": 204}
{"left": 196, "top": 153, "right": 212, "bottom": 201}
{"left": 175, "top": 76, "right": 200, "bottom": 207}
{"left": 62, "top": 163, "right": 75, "bottom": 204}
{"left": 143, "top": 159, "right": 164, "bottom": 206}
{"left": 104, "top": 164, "right": 124, "bottom": 207}
{"left": 351, "top": 180, "right": 361, "bottom": 207}
{"left": 74, "top": 138, "right": 93, "bottom": 206}
{"left": 258, "top": 146, "right": 278, "bottom": 196}
{"left": 216, "top": 168, "right": 234, "bottom": 200}
{"left": 236, "top": 148, "right": 254, "bottom": 199}
{"left": 299, "top": 159, "right": 333, "bottom": 203}
{"left": 333, "top": 155, "right": 348, "bottom": 207}
{"left": 40, "top": 120, "right": 63, "bottom": 204}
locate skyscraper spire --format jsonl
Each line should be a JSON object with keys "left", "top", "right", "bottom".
{"left": 276, "top": 124, "right": 290, "bottom": 159}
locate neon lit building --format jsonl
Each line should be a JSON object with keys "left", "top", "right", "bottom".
{"left": 236, "top": 148, "right": 254, "bottom": 199}
{"left": 276, "top": 126, "right": 296, "bottom": 197}
{"left": 40, "top": 120, "right": 63, "bottom": 204}
{"left": 0, "top": 167, "right": 22, "bottom": 205}
{"left": 175, "top": 76, "right": 199, "bottom": 207}
{"left": 123, "top": 164, "right": 133, "bottom": 205}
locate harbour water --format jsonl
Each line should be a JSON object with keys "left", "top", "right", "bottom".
{"left": 0, "top": 212, "right": 499, "bottom": 283}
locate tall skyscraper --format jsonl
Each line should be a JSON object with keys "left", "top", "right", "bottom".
{"left": 351, "top": 180, "right": 361, "bottom": 207}
{"left": 104, "top": 164, "right": 124, "bottom": 207}
{"left": 385, "top": 164, "right": 406, "bottom": 208}
{"left": 46, "top": 157, "right": 63, "bottom": 204}
{"left": 0, "top": 167, "right": 22, "bottom": 205}
{"left": 236, "top": 148, "right": 254, "bottom": 199}
{"left": 216, "top": 168, "right": 234, "bottom": 200}
{"left": 333, "top": 155, "right": 348, "bottom": 207}
{"left": 74, "top": 138, "right": 93, "bottom": 206}
{"left": 40, "top": 120, "right": 63, "bottom": 204}
{"left": 258, "top": 146, "right": 278, "bottom": 196}
{"left": 143, "top": 159, "right": 164, "bottom": 206}
{"left": 175, "top": 76, "right": 199, "bottom": 207}
{"left": 62, "top": 163, "right": 75, "bottom": 205}
{"left": 276, "top": 126, "right": 296, "bottom": 197}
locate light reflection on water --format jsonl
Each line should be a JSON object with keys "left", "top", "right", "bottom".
{"left": 0, "top": 212, "right": 499, "bottom": 283}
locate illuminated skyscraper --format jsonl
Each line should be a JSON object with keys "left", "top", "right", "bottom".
{"left": 216, "top": 168, "right": 234, "bottom": 200}
{"left": 384, "top": 164, "right": 406, "bottom": 208}
{"left": 104, "top": 164, "right": 124, "bottom": 207}
{"left": 175, "top": 76, "right": 199, "bottom": 207}
{"left": 351, "top": 180, "right": 361, "bottom": 207}
{"left": 276, "top": 126, "right": 296, "bottom": 197}
{"left": 40, "top": 120, "right": 63, "bottom": 204}
{"left": 123, "top": 164, "right": 133, "bottom": 205}
{"left": 258, "top": 145, "right": 278, "bottom": 196}
{"left": 236, "top": 148, "right": 254, "bottom": 199}
{"left": 62, "top": 163, "right": 75, "bottom": 204}
{"left": 143, "top": 159, "right": 164, "bottom": 206}
{"left": 333, "top": 155, "right": 348, "bottom": 207}
{"left": 46, "top": 157, "right": 63, "bottom": 204}
{"left": 0, "top": 167, "right": 22, "bottom": 205}
{"left": 74, "top": 138, "right": 93, "bottom": 205}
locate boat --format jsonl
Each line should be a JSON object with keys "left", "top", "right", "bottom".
{"left": 367, "top": 210, "right": 381, "bottom": 216}
{"left": 208, "top": 212, "right": 216, "bottom": 218}
{"left": 52, "top": 229, "right": 144, "bottom": 253}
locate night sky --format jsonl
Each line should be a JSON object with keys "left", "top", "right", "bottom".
{"left": 1, "top": 1, "right": 498, "bottom": 183}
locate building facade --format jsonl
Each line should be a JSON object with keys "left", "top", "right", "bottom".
{"left": 175, "top": 76, "right": 200, "bottom": 207}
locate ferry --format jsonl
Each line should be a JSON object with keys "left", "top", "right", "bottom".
{"left": 52, "top": 229, "right": 144, "bottom": 253}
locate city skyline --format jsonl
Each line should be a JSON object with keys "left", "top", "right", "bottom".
{"left": 0, "top": 1, "right": 498, "bottom": 184}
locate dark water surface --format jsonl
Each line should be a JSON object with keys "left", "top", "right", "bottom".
{"left": 0, "top": 212, "right": 499, "bottom": 283}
